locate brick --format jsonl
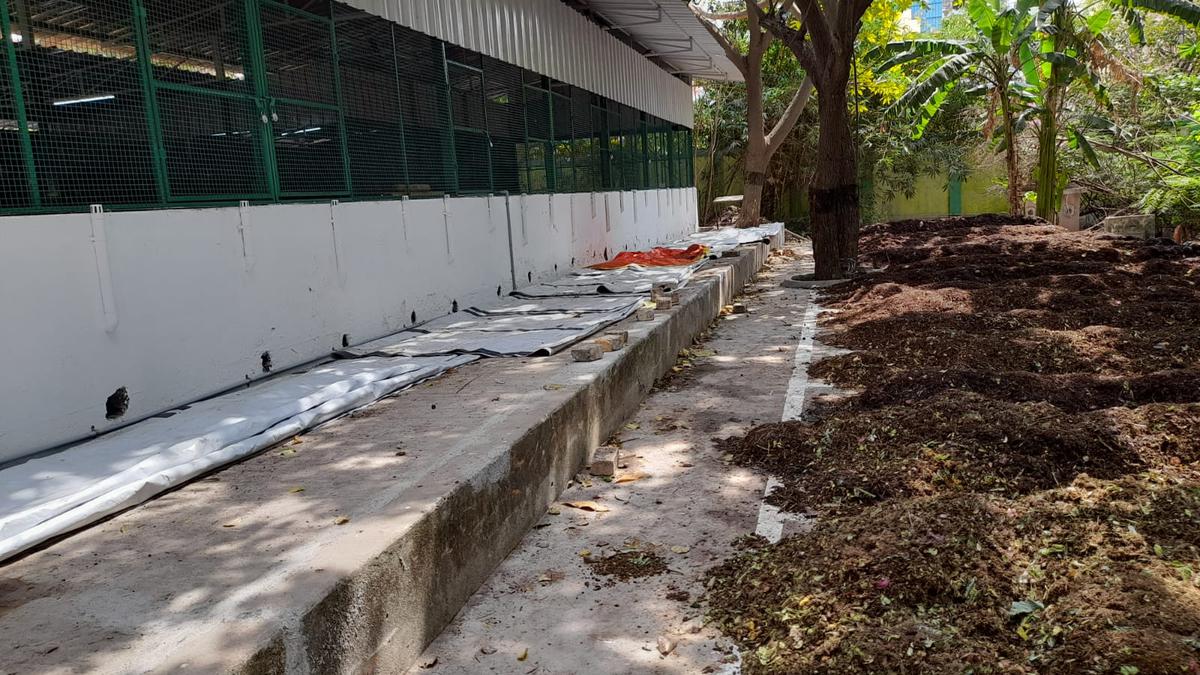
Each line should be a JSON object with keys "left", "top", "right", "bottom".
{"left": 604, "top": 331, "right": 628, "bottom": 349}
{"left": 593, "top": 336, "right": 619, "bottom": 352}
{"left": 571, "top": 344, "right": 603, "bottom": 362}
{"left": 635, "top": 307, "right": 655, "bottom": 321}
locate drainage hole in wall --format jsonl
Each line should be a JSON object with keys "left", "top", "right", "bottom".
{"left": 452, "top": 300, "right": 458, "bottom": 313}
{"left": 496, "top": 285, "right": 502, "bottom": 296}
{"left": 554, "top": 263, "right": 558, "bottom": 271}
{"left": 341, "top": 333, "right": 350, "bottom": 348}
{"left": 527, "top": 271, "right": 532, "bottom": 283}
{"left": 571, "top": 257, "right": 575, "bottom": 265}
{"left": 604, "top": 247, "right": 609, "bottom": 259}
{"left": 411, "top": 310, "right": 417, "bottom": 324}
{"left": 261, "top": 351, "right": 273, "bottom": 373}
{"left": 105, "top": 387, "right": 129, "bottom": 420}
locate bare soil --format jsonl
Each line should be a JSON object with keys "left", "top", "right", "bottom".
{"left": 705, "top": 215, "right": 1200, "bottom": 674}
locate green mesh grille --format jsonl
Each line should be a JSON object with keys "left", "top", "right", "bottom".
{"left": 0, "top": 0, "right": 694, "bottom": 215}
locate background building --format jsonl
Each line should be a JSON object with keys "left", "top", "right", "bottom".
{"left": 909, "top": 0, "right": 945, "bottom": 31}
{"left": 0, "top": 0, "right": 739, "bottom": 461}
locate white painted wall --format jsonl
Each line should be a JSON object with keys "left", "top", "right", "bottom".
{"left": 0, "top": 188, "right": 697, "bottom": 462}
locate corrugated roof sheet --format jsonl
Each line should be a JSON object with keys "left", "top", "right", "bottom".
{"left": 345, "top": 0, "right": 699, "bottom": 127}
{"left": 576, "top": 0, "right": 743, "bottom": 82}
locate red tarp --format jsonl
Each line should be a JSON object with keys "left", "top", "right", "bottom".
{"left": 588, "top": 244, "right": 709, "bottom": 270}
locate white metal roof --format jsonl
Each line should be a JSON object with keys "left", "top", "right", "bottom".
{"left": 573, "top": 0, "right": 744, "bottom": 82}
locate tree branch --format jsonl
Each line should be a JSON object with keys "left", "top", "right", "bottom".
{"left": 789, "top": 0, "right": 835, "bottom": 62}
{"left": 755, "top": 0, "right": 824, "bottom": 75}
{"left": 690, "top": 4, "right": 748, "bottom": 76}
{"left": 766, "top": 75, "right": 815, "bottom": 155}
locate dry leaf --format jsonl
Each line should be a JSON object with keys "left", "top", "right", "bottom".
{"left": 288, "top": 486, "right": 305, "bottom": 494}
{"left": 222, "top": 523, "right": 237, "bottom": 528}
{"left": 290, "top": 436, "right": 303, "bottom": 445}
{"left": 562, "top": 501, "right": 610, "bottom": 513}
{"left": 547, "top": 506, "right": 562, "bottom": 515}
{"left": 334, "top": 516, "right": 351, "bottom": 525}
{"left": 624, "top": 422, "right": 640, "bottom": 430}
{"left": 671, "top": 545, "right": 690, "bottom": 554}
{"left": 517, "top": 648, "right": 528, "bottom": 662}
{"left": 278, "top": 448, "right": 297, "bottom": 457}
{"left": 543, "top": 383, "right": 564, "bottom": 391}
{"left": 614, "top": 472, "right": 650, "bottom": 484}
{"left": 578, "top": 549, "right": 592, "bottom": 557}
{"left": 656, "top": 636, "right": 677, "bottom": 656}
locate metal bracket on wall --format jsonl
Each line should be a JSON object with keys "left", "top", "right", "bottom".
{"left": 503, "top": 192, "right": 518, "bottom": 290}
{"left": 442, "top": 194, "right": 453, "bottom": 261}
{"left": 330, "top": 200, "right": 347, "bottom": 288}
{"left": 400, "top": 196, "right": 410, "bottom": 248}
{"left": 89, "top": 205, "right": 118, "bottom": 334}
{"left": 520, "top": 194, "right": 529, "bottom": 244}
{"left": 237, "top": 200, "right": 255, "bottom": 273}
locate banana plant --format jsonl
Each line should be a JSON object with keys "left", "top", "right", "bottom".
{"left": 876, "top": 0, "right": 1200, "bottom": 219}
{"left": 867, "top": 0, "right": 1039, "bottom": 215}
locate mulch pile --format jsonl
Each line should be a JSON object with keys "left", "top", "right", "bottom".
{"left": 705, "top": 215, "right": 1200, "bottom": 673}
{"left": 587, "top": 550, "right": 668, "bottom": 582}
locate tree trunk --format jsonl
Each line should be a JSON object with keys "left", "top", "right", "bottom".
{"left": 1035, "top": 7, "right": 1066, "bottom": 221}
{"left": 738, "top": 150, "right": 767, "bottom": 227}
{"left": 1034, "top": 103, "right": 1058, "bottom": 221}
{"left": 999, "top": 94, "right": 1023, "bottom": 217}
{"left": 810, "top": 84, "right": 859, "bottom": 279}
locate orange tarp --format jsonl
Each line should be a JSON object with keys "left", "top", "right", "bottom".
{"left": 588, "top": 244, "right": 709, "bottom": 270}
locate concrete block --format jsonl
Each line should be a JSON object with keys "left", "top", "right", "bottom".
{"left": 655, "top": 298, "right": 674, "bottom": 310}
{"left": 636, "top": 308, "right": 655, "bottom": 321}
{"left": 571, "top": 344, "right": 604, "bottom": 362}
{"left": 589, "top": 446, "right": 619, "bottom": 476}
{"left": 593, "top": 336, "right": 621, "bottom": 353}
{"left": 1102, "top": 214, "right": 1157, "bottom": 239}
{"left": 731, "top": 302, "right": 748, "bottom": 314}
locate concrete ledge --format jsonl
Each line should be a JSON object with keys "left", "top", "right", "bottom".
{"left": 0, "top": 238, "right": 776, "bottom": 675}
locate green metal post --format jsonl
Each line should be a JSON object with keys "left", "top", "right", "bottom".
{"left": 948, "top": 176, "right": 963, "bottom": 216}
{"left": 545, "top": 85, "right": 555, "bottom": 193}
{"left": 441, "top": 42, "right": 459, "bottom": 195}
{"left": 327, "top": 8, "right": 353, "bottom": 195}
{"left": 1, "top": 1, "right": 39, "bottom": 206}
{"left": 389, "top": 26, "right": 410, "bottom": 192}
{"left": 478, "top": 63, "right": 494, "bottom": 193}
{"left": 130, "top": 0, "right": 170, "bottom": 204}
{"left": 244, "top": 0, "right": 280, "bottom": 200}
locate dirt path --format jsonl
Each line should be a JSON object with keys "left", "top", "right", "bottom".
{"left": 406, "top": 243, "right": 815, "bottom": 674}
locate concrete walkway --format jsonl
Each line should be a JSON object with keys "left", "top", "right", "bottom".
{"left": 0, "top": 239, "right": 780, "bottom": 674}
{"left": 406, "top": 243, "right": 815, "bottom": 674}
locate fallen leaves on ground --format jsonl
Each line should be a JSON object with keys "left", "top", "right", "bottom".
{"left": 562, "top": 501, "right": 610, "bottom": 512}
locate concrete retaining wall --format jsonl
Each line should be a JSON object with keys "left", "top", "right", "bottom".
{"left": 245, "top": 239, "right": 774, "bottom": 674}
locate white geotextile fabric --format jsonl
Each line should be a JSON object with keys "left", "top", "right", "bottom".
{"left": 685, "top": 222, "right": 784, "bottom": 254}
{"left": 0, "top": 355, "right": 474, "bottom": 561}
{"left": 0, "top": 225, "right": 777, "bottom": 562}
